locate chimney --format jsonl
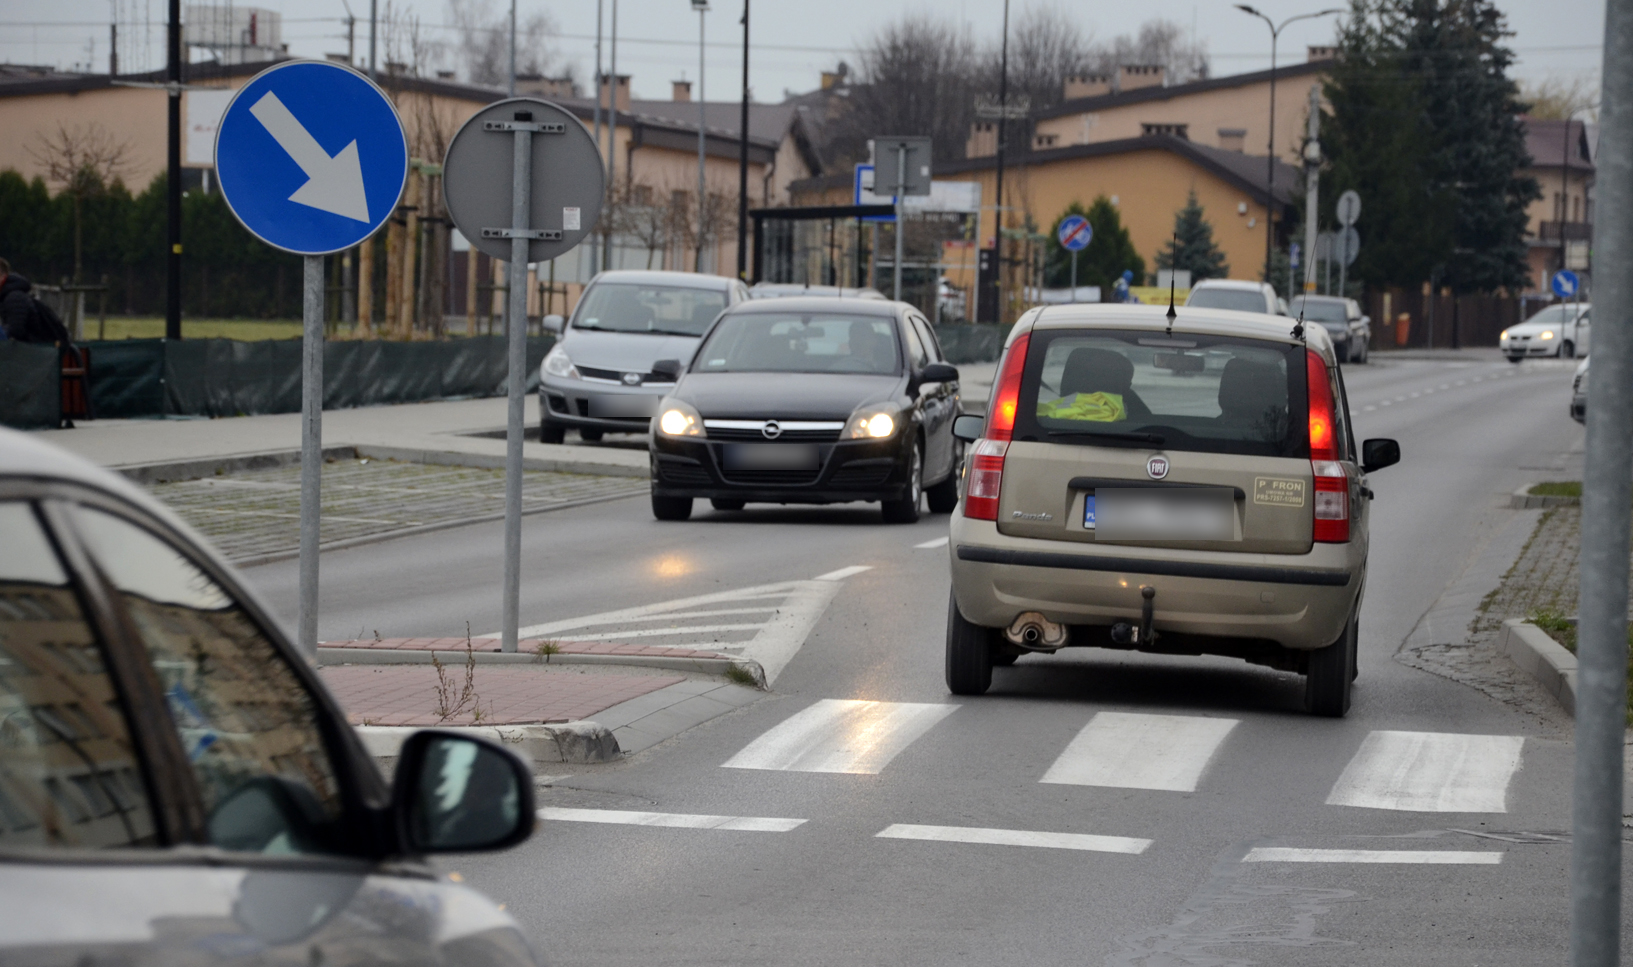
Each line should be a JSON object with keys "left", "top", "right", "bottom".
{"left": 517, "top": 74, "right": 577, "bottom": 98}
{"left": 672, "top": 79, "right": 692, "bottom": 102}
{"left": 599, "top": 73, "right": 632, "bottom": 112}
{"left": 1307, "top": 45, "right": 1338, "bottom": 62}
{"left": 324, "top": 53, "right": 351, "bottom": 65}
{"left": 966, "top": 120, "right": 997, "bottom": 160}
{"left": 821, "top": 62, "right": 849, "bottom": 90}
{"left": 1117, "top": 64, "right": 1165, "bottom": 92}
{"left": 1063, "top": 74, "right": 1111, "bottom": 100}
{"left": 1217, "top": 127, "right": 1247, "bottom": 152}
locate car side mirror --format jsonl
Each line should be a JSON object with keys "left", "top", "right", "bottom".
{"left": 953, "top": 414, "right": 985, "bottom": 442}
{"left": 920, "top": 362, "right": 959, "bottom": 384}
{"left": 542, "top": 314, "right": 565, "bottom": 333}
{"left": 392, "top": 731, "right": 534, "bottom": 854}
{"left": 652, "top": 359, "right": 684, "bottom": 383}
{"left": 1362, "top": 438, "right": 1400, "bottom": 473}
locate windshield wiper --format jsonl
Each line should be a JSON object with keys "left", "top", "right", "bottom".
{"left": 647, "top": 328, "right": 704, "bottom": 337}
{"left": 1046, "top": 429, "right": 1167, "bottom": 444}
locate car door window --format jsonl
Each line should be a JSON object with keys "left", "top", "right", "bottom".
{"left": 902, "top": 320, "right": 929, "bottom": 370}
{"left": 910, "top": 317, "right": 944, "bottom": 363}
{"left": 0, "top": 502, "right": 156, "bottom": 849}
{"left": 72, "top": 508, "right": 343, "bottom": 855}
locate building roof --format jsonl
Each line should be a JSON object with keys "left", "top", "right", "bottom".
{"left": 1521, "top": 117, "right": 1595, "bottom": 173}
{"left": 1033, "top": 59, "right": 1334, "bottom": 122}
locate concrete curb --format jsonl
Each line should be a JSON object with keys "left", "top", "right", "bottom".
{"left": 1510, "top": 485, "right": 1581, "bottom": 509}
{"left": 352, "top": 443, "right": 648, "bottom": 479}
{"left": 1497, "top": 618, "right": 1578, "bottom": 715}
{"left": 317, "top": 647, "right": 769, "bottom": 689}
{"left": 355, "top": 722, "right": 622, "bottom": 767}
{"left": 116, "top": 446, "right": 360, "bottom": 484}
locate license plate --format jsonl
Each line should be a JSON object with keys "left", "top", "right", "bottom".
{"left": 722, "top": 443, "right": 819, "bottom": 470}
{"left": 1091, "top": 488, "right": 1236, "bottom": 541}
{"left": 587, "top": 394, "right": 658, "bottom": 418}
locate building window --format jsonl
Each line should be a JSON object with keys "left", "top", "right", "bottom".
{"left": 1141, "top": 123, "right": 1189, "bottom": 140}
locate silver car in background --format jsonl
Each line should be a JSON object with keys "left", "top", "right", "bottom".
{"left": 540, "top": 270, "right": 750, "bottom": 443}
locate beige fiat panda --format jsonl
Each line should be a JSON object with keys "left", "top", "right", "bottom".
{"left": 945, "top": 303, "right": 1399, "bottom": 716}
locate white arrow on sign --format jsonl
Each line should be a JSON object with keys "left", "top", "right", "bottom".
{"left": 249, "top": 91, "right": 370, "bottom": 223}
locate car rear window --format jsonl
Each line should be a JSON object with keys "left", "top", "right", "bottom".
{"left": 693, "top": 313, "right": 901, "bottom": 374}
{"left": 1288, "top": 298, "right": 1348, "bottom": 323}
{"left": 1187, "top": 288, "right": 1269, "bottom": 314}
{"left": 1013, "top": 329, "right": 1308, "bottom": 457}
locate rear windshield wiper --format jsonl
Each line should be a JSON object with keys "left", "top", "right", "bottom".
{"left": 1046, "top": 429, "right": 1167, "bottom": 444}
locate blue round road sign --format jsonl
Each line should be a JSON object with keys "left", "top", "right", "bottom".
{"left": 215, "top": 61, "right": 408, "bottom": 255}
{"left": 1552, "top": 270, "right": 1580, "bottom": 299}
{"left": 1058, "top": 214, "right": 1092, "bottom": 252}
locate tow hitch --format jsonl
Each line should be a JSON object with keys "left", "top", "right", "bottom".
{"left": 1109, "top": 586, "right": 1158, "bottom": 648}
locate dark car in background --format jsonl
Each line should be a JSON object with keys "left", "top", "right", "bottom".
{"left": 539, "top": 270, "right": 751, "bottom": 443}
{"left": 0, "top": 428, "right": 542, "bottom": 966}
{"left": 1289, "top": 295, "right": 1371, "bottom": 364}
{"left": 648, "top": 297, "right": 962, "bottom": 523}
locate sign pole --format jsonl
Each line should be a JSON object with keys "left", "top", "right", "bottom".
{"left": 502, "top": 113, "right": 534, "bottom": 655}
{"left": 893, "top": 147, "right": 906, "bottom": 301}
{"left": 298, "top": 254, "right": 324, "bottom": 662}
{"left": 1070, "top": 250, "right": 1077, "bottom": 303}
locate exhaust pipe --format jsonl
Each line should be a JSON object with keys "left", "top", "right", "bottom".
{"left": 1004, "top": 612, "right": 1069, "bottom": 651}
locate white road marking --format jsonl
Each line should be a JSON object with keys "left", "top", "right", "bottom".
{"left": 1363, "top": 405, "right": 1377, "bottom": 412}
{"left": 537, "top": 807, "right": 805, "bottom": 832}
{"left": 723, "top": 698, "right": 956, "bottom": 774}
{"left": 1326, "top": 731, "right": 1525, "bottom": 812}
{"left": 877, "top": 823, "right": 1151, "bottom": 854}
{"left": 1244, "top": 847, "right": 1501, "bottom": 865}
{"left": 1041, "top": 712, "right": 1238, "bottom": 791}
{"left": 815, "top": 565, "right": 874, "bottom": 581}
{"left": 915, "top": 536, "right": 950, "bottom": 549}
{"left": 1455, "top": 380, "right": 1467, "bottom": 386}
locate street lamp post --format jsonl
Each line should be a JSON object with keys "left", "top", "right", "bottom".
{"left": 1234, "top": 5, "right": 1343, "bottom": 285}
{"left": 736, "top": 0, "right": 750, "bottom": 280}
{"left": 693, "top": 0, "right": 709, "bottom": 272}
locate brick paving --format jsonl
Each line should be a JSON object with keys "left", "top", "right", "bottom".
{"left": 149, "top": 458, "right": 647, "bottom": 563}
{"left": 320, "top": 664, "right": 685, "bottom": 727}
{"left": 323, "top": 637, "right": 730, "bottom": 659}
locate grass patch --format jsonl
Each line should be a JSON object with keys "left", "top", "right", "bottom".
{"left": 723, "top": 663, "right": 761, "bottom": 688}
{"left": 1528, "top": 481, "right": 1582, "bottom": 498}
{"left": 1527, "top": 607, "right": 1577, "bottom": 651}
{"left": 533, "top": 640, "right": 562, "bottom": 663}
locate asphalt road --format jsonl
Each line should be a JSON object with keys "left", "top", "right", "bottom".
{"left": 247, "top": 350, "right": 1621, "bottom": 966}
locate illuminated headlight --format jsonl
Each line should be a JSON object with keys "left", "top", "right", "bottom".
{"left": 845, "top": 406, "right": 899, "bottom": 439}
{"left": 657, "top": 400, "right": 703, "bottom": 437}
{"left": 542, "top": 345, "right": 580, "bottom": 379}
{"left": 1499, "top": 329, "right": 1509, "bottom": 341}
{"left": 1539, "top": 330, "right": 1555, "bottom": 341}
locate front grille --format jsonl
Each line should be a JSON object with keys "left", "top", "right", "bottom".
{"left": 830, "top": 465, "right": 892, "bottom": 487}
{"left": 579, "top": 365, "right": 663, "bottom": 384}
{"left": 718, "top": 468, "right": 822, "bottom": 486}
{"left": 706, "top": 426, "right": 842, "bottom": 443}
{"left": 659, "top": 463, "right": 713, "bottom": 484}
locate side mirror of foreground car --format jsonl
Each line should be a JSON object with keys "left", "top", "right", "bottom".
{"left": 391, "top": 731, "right": 535, "bottom": 854}
{"left": 652, "top": 359, "right": 684, "bottom": 382}
{"left": 1362, "top": 438, "right": 1401, "bottom": 473}
{"left": 542, "top": 314, "right": 565, "bottom": 333}
{"left": 919, "top": 362, "right": 960, "bottom": 384}
{"left": 953, "top": 414, "right": 985, "bottom": 442}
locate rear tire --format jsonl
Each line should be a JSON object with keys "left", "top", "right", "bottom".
{"left": 1506, "top": 355, "right": 1523, "bottom": 364}
{"left": 540, "top": 420, "right": 566, "bottom": 444}
{"left": 881, "top": 442, "right": 923, "bottom": 524}
{"left": 579, "top": 428, "right": 605, "bottom": 442}
{"left": 651, "top": 494, "right": 693, "bottom": 521}
{"left": 925, "top": 471, "right": 959, "bottom": 514}
{"left": 1305, "top": 613, "right": 1356, "bottom": 717}
{"left": 1563, "top": 340, "right": 1576, "bottom": 359}
{"left": 710, "top": 498, "right": 746, "bottom": 511}
{"left": 945, "top": 592, "right": 994, "bottom": 695}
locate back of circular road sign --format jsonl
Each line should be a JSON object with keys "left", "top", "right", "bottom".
{"left": 443, "top": 98, "right": 606, "bottom": 263}
{"left": 215, "top": 60, "right": 408, "bottom": 255}
{"left": 1058, "top": 214, "right": 1092, "bottom": 252}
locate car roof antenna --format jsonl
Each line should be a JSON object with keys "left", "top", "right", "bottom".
{"left": 1164, "top": 232, "right": 1178, "bottom": 336}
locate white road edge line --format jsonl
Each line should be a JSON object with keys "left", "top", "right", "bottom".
{"left": 816, "top": 565, "right": 874, "bottom": 581}
{"left": 915, "top": 536, "right": 950, "bottom": 549}
{"left": 1243, "top": 847, "right": 1501, "bottom": 865}
{"left": 537, "top": 807, "right": 806, "bottom": 832}
{"left": 877, "top": 823, "right": 1151, "bottom": 854}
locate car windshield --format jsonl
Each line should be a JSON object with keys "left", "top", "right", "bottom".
{"left": 1187, "top": 288, "right": 1270, "bottom": 314}
{"left": 1289, "top": 298, "right": 1348, "bottom": 323}
{"left": 573, "top": 283, "right": 727, "bottom": 336}
{"left": 1014, "top": 329, "right": 1306, "bottom": 457}
{"left": 693, "top": 313, "right": 901, "bottom": 375}
{"left": 1525, "top": 305, "right": 1573, "bottom": 325}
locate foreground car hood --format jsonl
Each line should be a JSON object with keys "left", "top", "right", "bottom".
{"left": 561, "top": 329, "right": 701, "bottom": 372}
{"left": 677, "top": 372, "right": 902, "bottom": 420}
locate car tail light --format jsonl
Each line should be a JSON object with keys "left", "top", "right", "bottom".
{"left": 964, "top": 439, "right": 1009, "bottom": 521}
{"left": 985, "top": 333, "right": 1031, "bottom": 442}
{"left": 1307, "top": 349, "right": 1349, "bottom": 543}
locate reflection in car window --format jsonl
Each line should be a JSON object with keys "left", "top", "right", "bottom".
{"left": 72, "top": 508, "right": 342, "bottom": 854}
{"left": 695, "top": 314, "right": 902, "bottom": 374}
{"left": 0, "top": 502, "right": 156, "bottom": 849}
{"left": 1187, "top": 288, "right": 1270, "bottom": 313}
{"left": 572, "top": 283, "right": 727, "bottom": 336}
{"left": 1017, "top": 330, "right": 1300, "bottom": 456}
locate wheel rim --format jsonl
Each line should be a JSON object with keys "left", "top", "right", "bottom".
{"left": 910, "top": 445, "right": 923, "bottom": 509}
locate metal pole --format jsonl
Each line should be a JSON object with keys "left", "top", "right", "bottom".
{"left": 736, "top": 0, "right": 750, "bottom": 280}
{"left": 1304, "top": 85, "right": 1320, "bottom": 292}
{"left": 991, "top": 0, "right": 1010, "bottom": 322}
{"left": 368, "top": 0, "right": 377, "bottom": 80}
{"left": 297, "top": 255, "right": 324, "bottom": 661}
{"left": 1338, "top": 235, "right": 1348, "bottom": 299}
{"left": 592, "top": 0, "right": 602, "bottom": 276}
{"left": 1264, "top": 27, "right": 1278, "bottom": 284}
{"left": 893, "top": 147, "right": 905, "bottom": 301}
{"left": 1572, "top": 0, "right": 1632, "bottom": 959}
{"left": 1070, "top": 250, "right": 1077, "bottom": 303}
{"left": 502, "top": 114, "right": 534, "bottom": 655}
{"left": 507, "top": 0, "right": 516, "bottom": 96}
{"left": 603, "top": 0, "right": 618, "bottom": 271}
{"left": 165, "top": 0, "right": 181, "bottom": 341}
{"left": 697, "top": 2, "right": 707, "bottom": 272}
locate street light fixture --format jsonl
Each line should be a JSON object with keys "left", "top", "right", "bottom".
{"left": 1235, "top": 4, "right": 1343, "bottom": 285}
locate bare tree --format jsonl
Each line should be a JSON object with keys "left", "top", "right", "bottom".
{"left": 1094, "top": 19, "right": 1209, "bottom": 85}
{"left": 1520, "top": 74, "right": 1599, "bottom": 121}
{"left": 447, "top": 0, "right": 565, "bottom": 87}
{"left": 27, "top": 123, "right": 132, "bottom": 281}
{"left": 830, "top": 14, "right": 981, "bottom": 166}
{"left": 982, "top": 6, "right": 1097, "bottom": 113}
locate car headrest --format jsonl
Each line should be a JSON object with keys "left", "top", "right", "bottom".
{"left": 1059, "top": 347, "right": 1134, "bottom": 397}
{"left": 1217, "top": 358, "right": 1285, "bottom": 419}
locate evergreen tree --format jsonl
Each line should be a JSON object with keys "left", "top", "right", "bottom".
{"left": 1155, "top": 191, "right": 1229, "bottom": 282}
{"left": 1044, "top": 196, "right": 1145, "bottom": 291}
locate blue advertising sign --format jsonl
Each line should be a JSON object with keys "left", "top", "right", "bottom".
{"left": 1058, "top": 214, "right": 1092, "bottom": 252}
{"left": 215, "top": 61, "right": 408, "bottom": 255}
{"left": 1552, "top": 270, "right": 1580, "bottom": 299}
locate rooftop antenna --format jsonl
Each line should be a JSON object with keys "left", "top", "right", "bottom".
{"left": 1292, "top": 301, "right": 1307, "bottom": 342}
{"left": 1164, "top": 232, "right": 1178, "bottom": 336}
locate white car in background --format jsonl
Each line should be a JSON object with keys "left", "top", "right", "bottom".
{"left": 1185, "top": 279, "right": 1288, "bottom": 317}
{"left": 1502, "top": 303, "right": 1590, "bottom": 361}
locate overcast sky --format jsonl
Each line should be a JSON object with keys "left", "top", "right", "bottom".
{"left": 3, "top": 1, "right": 1607, "bottom": 105}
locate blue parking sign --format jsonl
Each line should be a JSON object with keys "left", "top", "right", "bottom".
{"left": 215, "top": 61, "right": 408, "bottom": 255}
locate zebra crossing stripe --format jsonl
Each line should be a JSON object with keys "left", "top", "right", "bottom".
{"left": 876, "top": 823, "right": 1150, "bottom": 854}
{"left": 1041, "top": 711, "right": 1239, "bottom": 791}
{"left": 1325, "top": 731, "right": 1525, "bottom": 813}
{"left": 1244, "top": 847, "right": 1502, "bottom": 865}
{"left": 536, "top": 807, "right": 805, "bottom": 832}
{"left": 722, "top": 698, "right": 956, "bottom": 774}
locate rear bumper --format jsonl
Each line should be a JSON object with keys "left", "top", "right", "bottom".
{"left": 650, "top": 434, "right": 914, "bottom": 504}
{"left": 947, "top": 515, "right": 1362, "bottom": 651}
